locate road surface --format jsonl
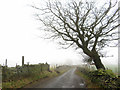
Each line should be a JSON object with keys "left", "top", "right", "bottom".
{"left": 25, "top": 68, "right": 86, "bottom": 88}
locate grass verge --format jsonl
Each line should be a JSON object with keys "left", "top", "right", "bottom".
{"left": 2, "top": 67, "right": 70, "bottom": 88}
{"left": 75, "top": 68, "right": 100, "bottom": 88}
{"left": 0, "top": 83, "right": 2, "bottom": 88}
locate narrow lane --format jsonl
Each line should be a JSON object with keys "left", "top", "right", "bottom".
{"left": 27, "top": 68, "right": 86, "bottom": 88}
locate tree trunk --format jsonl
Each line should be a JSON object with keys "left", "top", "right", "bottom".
{"left": 92, "top": 55, "right": 105, "bottom": 70}
{"left": 83, "top": 48, "right": 105, "bottom": 70}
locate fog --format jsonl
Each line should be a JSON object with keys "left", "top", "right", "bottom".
{"left": 0, "top": 0, "right": 118, "bottom": 67}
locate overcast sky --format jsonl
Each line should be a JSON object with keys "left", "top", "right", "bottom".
{"left": 0, "top": 0, "right": 118, "bottom": 67}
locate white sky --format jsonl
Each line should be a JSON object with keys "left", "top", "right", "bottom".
{"left": 0, "top": 0, "right": 118, "bottom": 67}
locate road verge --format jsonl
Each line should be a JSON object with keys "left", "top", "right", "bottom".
{"left": 2, "top": 65, "right": 70, "bottom": 88}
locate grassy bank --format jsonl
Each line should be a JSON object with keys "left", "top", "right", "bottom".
{"left": 76, "top": 67, "right": 119, "bottom": 88}
{"left": 2, "top": 65, "right": 70, "bottom": 88}
{"left": 75, "top": 68, "right": 100, "bottom": 88}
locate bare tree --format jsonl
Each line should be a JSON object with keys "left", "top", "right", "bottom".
{"left": 32, "top": 0, "right": 120, "bottom": 70}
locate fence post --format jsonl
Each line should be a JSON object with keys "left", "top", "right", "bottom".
{"left": 45, "top": 62, "right": 49, "bottom": 71}
{"left": 5, "top": 59, "right": 7, "bottom": 67}
{"left": 22, "top": 56, "right": 24, "bottom": 67}
{"left": 27, "top": 62, "right": 30, "bottom": 76}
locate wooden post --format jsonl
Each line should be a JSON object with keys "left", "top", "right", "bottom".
{"left": 45, "top": 62, "right": 49, "bottom": 71}
{"left": 22, "top": 56, "right": 24, "bottom": 66}
{"left": 27, "top": 62, "right": 30, "bottom": 75}
{"left": 5, "top": 59, "right": 7, "bottom": 67}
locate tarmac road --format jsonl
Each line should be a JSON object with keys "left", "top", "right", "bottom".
{"left": 25, "top": 68, "right": 86, "bottom": 88}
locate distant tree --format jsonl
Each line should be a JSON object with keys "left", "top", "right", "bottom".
{"left": 32, "top": 0, "right": 120, "bottom": 70}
